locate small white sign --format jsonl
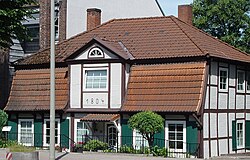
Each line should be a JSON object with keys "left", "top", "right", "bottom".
{"left": 2, "top": 126, "right": 12, "bottom": 132}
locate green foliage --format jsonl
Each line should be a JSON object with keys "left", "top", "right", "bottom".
{"left": 0, "top": 0, "right": 36, "bottom": 48}
{"left": 151, "top": 146, "right": 167, "bottom": 157}
{"left": 192, "top": 0, "right": 250, "bottom": 53}
{"left": 128, "top": 111, "right": 164, "bottom": 148}
{"left": 9, "top": 143, "right": 35, "bottom": 152}
{"left": 83, "top": 140, "right": 108, "bottom": 151}
{"left": 0, "top": 110, "right": 8, "bottom": 132}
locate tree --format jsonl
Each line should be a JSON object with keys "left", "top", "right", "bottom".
{"left": 0, "top": 110, "right": 8, "bottom": 132}
{"left": 0, "top": 0, "right": 36, "bottom": 48}
{"left": 192, "top": 0, "right": 250, "bottom": 53}
{"left": 128, "top": 111, "right": 164, "bottom": 149}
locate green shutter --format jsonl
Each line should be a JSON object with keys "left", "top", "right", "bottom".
{"left": 245, "top": 121, "right": 250, "bottom": 149}
{"left": 232, "top": 120, "right": 236, "bottom": 151}
{"left": 186, "top": 121, "right": 198, "bottom": 155}
{"left": 8, "top": 119, "right": 17, "bottom": 141}
{"left": 154, "top": 129, "right": 165, "bottom": 148}
{"left": 121, "top": 119, "right": 133, "bottom": 146}
{"left": 60, "top": 119, "right": 69, "bottom": 148}
{"left": 34, "top": 119, "right": 43, "bottom": 147}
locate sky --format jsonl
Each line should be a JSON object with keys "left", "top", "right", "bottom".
{"left": 157, "top": 0, "right": 193, "bottom": 16}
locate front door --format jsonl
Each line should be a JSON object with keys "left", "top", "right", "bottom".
{"left": 107, "top": 125, "right": 117, "bottom": 148}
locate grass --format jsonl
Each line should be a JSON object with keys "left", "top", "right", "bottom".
{"left": 8, "top": 143, "right": 36, "bottom": 152}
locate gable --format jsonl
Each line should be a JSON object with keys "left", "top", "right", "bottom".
{"left": 75, "top": 44, "right": 119, "bottom": 60}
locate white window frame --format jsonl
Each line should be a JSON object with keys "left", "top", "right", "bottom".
{"left": 165, "top": 121, "right": 186, "bottom": 153}
{"left": 246, "top": 71, "right": 250, "bottom": 92}
{"left": 18, "top": 119, "right": 34, "bottom": 146}
{"left": 74, "top": 119, "right": 90, "bottom": 144}
{"left": 43, "top": 119, "right": 60, "bottom": 146}
{"left": 88, "top": 47, "right": 104, "bottom": 58}
{"left": 237, "top": 70, "right": 245, "bottom": 92}
{"left": 236, "top": 120, "right": 245, "bottom": 149}
{"left": 219, "top": 68, "right": 228, "bottom": 91}
{"left": 132, "top": 130, "right": 149, "bottom": 149}
{"left": 83, "top": 67, "right": 108, "bottom": 91}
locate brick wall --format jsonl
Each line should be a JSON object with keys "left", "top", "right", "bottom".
{"left": 39, "top": 0, "right": 51, "bottom": 50}
{"left": 87, "top": 8, "right": 101, "bottom": 31}
{"left": 178, "top": 5, "right": 193, "bottom": 25}
{"left": 59, "top": 0, "right": 67, "bottom": 42}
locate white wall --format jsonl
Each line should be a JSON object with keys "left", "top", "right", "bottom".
{"left": 66, "top": 0, "right": 163, "bottom": 38}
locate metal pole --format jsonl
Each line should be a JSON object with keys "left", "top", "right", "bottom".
{"left": 50, "top": 0, "right": 55, "bottom": 159}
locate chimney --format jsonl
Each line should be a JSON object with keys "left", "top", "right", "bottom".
{"left": 178, "top": 5, "right": 193, "bottom": 25}
{"left": 39, "top": 0, "right": 51, "bottom": 50}
{"left": 87, "top": 8, "right": 101, "bottom": 31}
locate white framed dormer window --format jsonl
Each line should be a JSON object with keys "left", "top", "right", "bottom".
{"left": 88, "top": 47, "right": 104, "bottom": 58}
{"left": 84, "top": 68, "right": 108, "bottom": 91}
{"left": 246, "top": 72, "right": 250, "bottom": 92}
{"left": 237, "top": 70, "right": 245, "bottom": 92}
{"left": 236, "top": 120, "right": 245, "bottom": 149}
{"left": 18, "top": 119, "right": 34, "bottom": 146}
{"left": 43, "top": 119, "right": 60, "bottom": 146}
{"left": 219, "top": 68, "right": 228, "bottom": 91}
{"left": 165, "top": 121, "right": 186, "bottom": 153}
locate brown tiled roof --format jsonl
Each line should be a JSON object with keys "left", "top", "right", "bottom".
{"left": 122, "top": 62, "right": 207, "bottom": 113}
{"left": 17, "top": 16, "right": 250, "bottom": 65}
{"left": 4, "top": 68, "right": 68, "bottom": 111}
{"left": 80, "top": 114, "right": 120, "bottom": 122}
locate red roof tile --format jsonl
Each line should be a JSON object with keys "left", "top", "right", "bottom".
{"left": 4, "top": 68, "right": 68, "bottom": 111}
{"left": 17, "top": 16, "right": 250, "bottom": 65}
{"left": 80, "top": 114, "right": 120, "bottom": 122}
{"left": 122, "top": 62, "right": 207, "bottom": 112}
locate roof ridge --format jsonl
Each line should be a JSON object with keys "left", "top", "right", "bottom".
{"left": 172, "top": 17, "right": 250, "bottom": 57}
{"left": 170, "top": 17, "right": 206, "bottom": 55}
{"left": 112, "top": 15, "right": 173, "bottom": 22}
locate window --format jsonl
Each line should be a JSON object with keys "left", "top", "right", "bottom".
{"left": 247, "top": 72, "right": 250, "bottom": 91}
{"left": 219, "top": 68, "right": 228, "bottom": 90}
{"left": 18, "top": 119, "right": 34, "bottom": 146}
{"left": 236, "top": 121, "right": 244, "bottom": 148}
{"left": 88, "top": 47, "right": 104, "bottom": 58}
{"left": 133, "top": 130, "right": 149, "bottom": 149}
{"left": 85, "top": 70, "right": 107, "bottom": 89}
{"left": 44, "top": 119, "right": 60, "bottom": 146}
{"left": 74, "top": 119, "right": 89, "bottom": 144}
{"left": 237, "top": 71, "right": 245, "bottom": 91}
{"left": 166, "top": 121, "right": 186, "bottom": 152}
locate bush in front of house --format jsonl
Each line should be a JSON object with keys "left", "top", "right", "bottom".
{"left": 83, "top": 140, "right": 108, "bottom": 151}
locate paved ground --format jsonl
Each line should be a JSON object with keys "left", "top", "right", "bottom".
{"left": 39, "top": 150, "right": 202, "bottom": 160}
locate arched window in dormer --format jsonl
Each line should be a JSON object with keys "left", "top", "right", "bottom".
{"left": 88, "top": 47, "right": 104, "bottom": 58}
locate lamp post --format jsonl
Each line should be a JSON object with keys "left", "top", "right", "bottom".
{"left": 50, "top": 0, "right": 55, "bottom": 159}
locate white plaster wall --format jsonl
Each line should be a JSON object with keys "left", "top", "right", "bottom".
{"left": 236, "top": 95, "right": 245, "bottom": 109}
{"left": 210, "top": 86, "right": 217, "bottom": 109}
{"left": 229, "top": 139, "right": 234, "bottom": 154}
{"left": 229, "top": 88, "right": 235, "bottom": 109}
{"left": 203, "top": 113, "right": 209, "bottom": 138}
{"left": 218, "top": 113, "right": 227, "bottom": 137}
{"left": 236, "top": 113, "right": 244, "bottom": 119}
{"left": 218, "top": 93, "right": 227, "bottom": 109}
{"left": 219, "top": 139, "right": 228, "bottom": 155}
{"left": 229, "top": 65, "right": 236, "bottom": 86}
{"left": 66, "top": 0, "right": 163, "bottom": 38}
{"left": 211, "top": 140, "right": 218, "bottom": 157}
{"left": 210, "top": 62, "right": 218, "bottom": 85}
{"left": 76, "top": 44, "right": 119, "bottom": 60}
{"left": 203, "top": 140, "right": 209, "bottom": 159}
{"left": 210, "top": 113, "right": 217, "bottom": 138}
{"left": 83, "top": 63, "right": 108, "bottom": 68}
{"left": 70, "top": 64, "right": 81, "bottom": 108}
{"left": 228, "top": 113, "right": 235, "bottom": 137}
{"left": 204, "top": 86, "right": 209, "bottom": 109}
{"left": 246, "top": 95, "right": 250, "bottom": 109}
{"left": 246, "top": 113, "right": 250, "bottom": 120}
{"left": 110, "top": 63, "right": 122, "bottom": 108}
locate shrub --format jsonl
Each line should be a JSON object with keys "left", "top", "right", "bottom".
{"left": 83, "top": 140, "right": 108, "bottom": 151}
{"left": 9, "top": 143, "right": 35, "bottom": 152}
{"left": 152, "top": 146, "right": 167, "bottom": 157}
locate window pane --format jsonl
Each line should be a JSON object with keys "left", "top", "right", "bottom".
{"left": 177, "top": 124, "right": 183, "bottom": 132}
{"left": 169, "top": 124, "right": 175, "bottom": 131}
{"left": 169, "top": 133, "right": 175, "bottom": 140}
{"left": 169, "top": 141, "right": 175, "bottom": 148}
{"left": 247, "top": 72, "right": 250, "bottom": 90}
{"left": 177, "top": 141, "right": 183, "bottom": 149}
{"left": 220, "top": 69, "right": 228, "bottom": 90}
{"left": 85, "top": 70, "right": 107, "bottom": 89}
{"left": 237, "top": 71, "right": 245, "bottom": 90}
{"left": 177, "top": 133, "right": 183, "bottom": 140}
